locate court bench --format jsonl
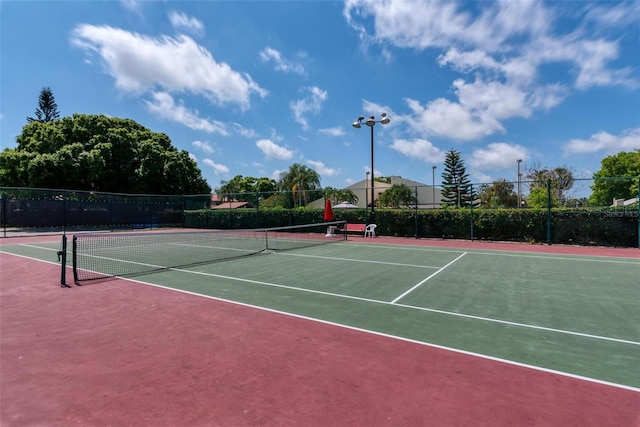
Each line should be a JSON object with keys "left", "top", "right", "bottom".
{"left": 336, "top": 223, "right": 376, "bottom": 237}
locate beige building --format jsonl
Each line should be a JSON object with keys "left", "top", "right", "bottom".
{"left": 310, "top": 177, "right": 442, "bottom": 209}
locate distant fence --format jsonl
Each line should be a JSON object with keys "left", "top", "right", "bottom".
{"left": 3, "top": 178, "right": 639, "bottom": 248}
{"left": 0, "top": 187, "right": 210, "bottom": 236}
{"left": 197, "top": 176, "right": 640, "bottom": 248}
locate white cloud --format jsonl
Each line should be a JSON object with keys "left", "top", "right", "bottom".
{"left": 203, "top": 158, "right": 229, "bottom": 175}
{"left": 71, "top": 25, "right": 267, "bottom": 108}
{"left": 584, "top": 2, "right": 640, "bottom": 29}
{"left": 345, "top": 0, "right": 638, "bottom": 140}
{"left": 572, "top": 39, "right": 637, "bottom": 90}
{"left": 306, "top": 160, "right": 340, "bottom": 177}
{"left": 404, "top": 78, "right": 569, "bottom": 141}
{"left": 188, "top": 152, "right": 198, "bottom": 162}
{"left": 120, "top": 0, "right": 142, "bottom": 14}
{"left": 290, "top": 86, "right": 328, "bottom": 130}
{"left": 563, "top": 127, "right": 640, "bottom": 156}
{"left": 144, "top": 92, "right": 228, "bottom": 134}
{"left": 470, "top": 142, "right": 529, "bottom": 169}
{"left": 259, "top": 47, "right": 306, "bottom": 75}
{"left": 271, "top": 168, "right": 287, "bottom": 181}
{"left": 256, "top": 139, "right": 293, "bottom": 160}
{"left": 232, "top": 123, "right": 258, "bottom": 139}
{"left": 319, "top": 127, "right": 345, "bottom": 137}
{"left": 344, "top": 0, "right": 551, "bottom": 53}
{"left": 192, "top": 140, "right": 214, "bottom": 154}
{"left": 390, "top": 138, "right": 444, "bottom": 163}
{"left": 168, "top": 11, "right": 205, "bottom": 36}
{"left": 406, "top": 97, "right": 503, "bottom": 141}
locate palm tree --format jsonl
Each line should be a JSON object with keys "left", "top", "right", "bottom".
{"left": 377, "top": 183, "right": 416, "bottom": 208}
{"left": 324, "top": 187, "right": 358, "bottom": 205}
{"left": 278, "top": 163, "right": 321, "bottom": 206}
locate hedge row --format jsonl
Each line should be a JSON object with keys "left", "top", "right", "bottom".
{"left": 184, "top": 207, "right": 639, "bottom": 248}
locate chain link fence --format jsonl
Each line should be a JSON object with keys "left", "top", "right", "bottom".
{"left": 0, "top": 187, "right": 209, "bottom": 236}
{"left": 3, "top": 177, "right": 638, "bottom": 248}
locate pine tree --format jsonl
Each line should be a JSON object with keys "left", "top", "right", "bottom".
{"left": 27, "top": 87, "right": 60, "bottom": 123}
{"left": 440, "top": 149, "right": 471, "bottom": 208}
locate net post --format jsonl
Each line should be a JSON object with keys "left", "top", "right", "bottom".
{"left": 546, "top": 178, "right": 552, "bottom": 245}
{"left": 57, "top": 235, "right": 70, "bottom": 287}
{"left": 72, "top": 235, "right": 79, "bottom": 284}
{"left": 1, "top": 189, "right": 6, "bottom": 238}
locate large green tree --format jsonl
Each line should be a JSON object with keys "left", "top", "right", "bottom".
{"left": 477, "top": 179, "right": 518, "bottom": 208}
{"left": 589, "top": 150, "right": 640, "bottom": 206}
{"left": 215, "top": 175, "right": 277, "bottom": 202}
{"left": 27, "top": 87, "right": 60, "bottom": 123}
{"left": 440, "top": 149, "right": 472, "bottom": 208}
{"left": 0, "top": 114, "right": 211, "bottom": 194}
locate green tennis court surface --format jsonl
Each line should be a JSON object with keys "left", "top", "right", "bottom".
{"left": 3, "top": 236, "right": 639, "bottom": 390}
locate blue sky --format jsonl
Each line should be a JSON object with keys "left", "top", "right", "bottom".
{"left": 1, "top": 0, "right": 639, "bottom": 192}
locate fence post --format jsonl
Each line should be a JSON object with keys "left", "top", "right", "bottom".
{"left": 546, "top": 179, "right": 552, "bottom": 245}
{"left": 414, "top": 186, "right": 418, "bottom": 239}
{"left": 469, "top": 184, "right": 474, "bottom": 241}
{"left": 62, "top": 191, "right": 67, "bottom": 235}
{"left": 1, "top": 189, "right": 6, "bottom": 238}
{"left": 255, "top": 192, "right": 260, "bottom": 229}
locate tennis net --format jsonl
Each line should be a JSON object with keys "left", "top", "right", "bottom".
{"left": 72, "top": 221, "right": 347, "bottom": 283}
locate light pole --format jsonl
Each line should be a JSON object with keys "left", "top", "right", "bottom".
{"left": 517, "top": 159, "right": 522, "bottom": 208}
{"left": 365, "top": 171, "right": 370, "bottom": 222}
{"left": 431, "top": 165, "right": 436, "bottom": 208}
{"left": 352, "top": 113, "right": 390, "bottom": 213}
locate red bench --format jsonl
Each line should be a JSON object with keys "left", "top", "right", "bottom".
{"left": 336, "top": 223, "right": 376, "bottom": 237}
{"left": 345, "top": 223, "right": 366, "bottom": 234}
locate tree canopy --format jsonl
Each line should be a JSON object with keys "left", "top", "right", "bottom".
{"left": 377, "top": 183, "right": 416, "bottom": 208}
{"left": 324, "top": 187, "right": 358, "bottom": 205}
{"left": 524, "top": 164, "right": 575, "bottom": 206}
{"left": 215, "top": 175, "right": 277, "bottom": 202}
{"left": 589, "top": 150, "right": 640, "bottom": 206}
{"left": 477, "top": 179, "right": 518, "bottom": 208}
{"left": 27, "top": 87, "right": 60, "bottom": 123}
{"left": 0, "top": 114, "right": 211, "bottom": 195}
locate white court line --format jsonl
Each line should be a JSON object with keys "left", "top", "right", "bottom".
{"left": 6, "top": 245, "right": 639, "bottom": 348}
{"left": 391, "top": 252, "right": 468, "bottom": 304}
{"left": 108, "top": 275, "right": 640, "bottom": 393}
{"left": 274, "top": 251, "right": 440, "bottom": 269}
{"left": 341, "top": 242, "right": 640, "bottom": 264}
{"left": 2, "top": 249, "right": 639, "bottom": 392}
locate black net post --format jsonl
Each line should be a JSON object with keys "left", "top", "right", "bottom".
{"left": 1, "top": 189, "right": 6, "bottom": 238}
{"left": 72, "top": 236, "right": 79, "bottom": 284}
{"left": 57, "top": 235, "right": 70, "bottom": 287}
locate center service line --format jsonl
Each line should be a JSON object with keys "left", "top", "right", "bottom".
{"left": 391, "top": 252, "right": 467, "bottom": 304}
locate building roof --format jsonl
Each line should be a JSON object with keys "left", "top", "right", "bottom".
{"left": 211, "top": 201, "right": 249, "bottom": 209}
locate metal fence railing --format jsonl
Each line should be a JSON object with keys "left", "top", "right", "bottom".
{"left": 3, "top": 177, "right": 638, "bottom": 248}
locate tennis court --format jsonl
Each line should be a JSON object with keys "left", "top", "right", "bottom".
{"left": 1, "top": 227, "right": 639, "bottom": 425}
